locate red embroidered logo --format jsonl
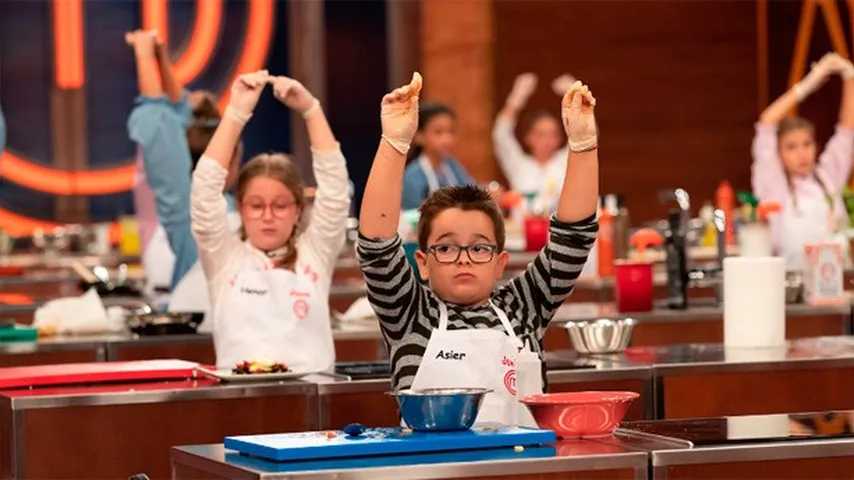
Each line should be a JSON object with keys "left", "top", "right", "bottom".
{"left": 504, "top": 369, "right": 517, "bottom": 396}
{"left": 293, "top": 299, "right": 309, "bottom": 320}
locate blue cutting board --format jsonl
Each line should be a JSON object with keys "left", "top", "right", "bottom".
{"left": 225, "top": 425, "right": 556, "bottom": 462}
{"left": 225, "top": 444, "right": 557, "bottom": 472}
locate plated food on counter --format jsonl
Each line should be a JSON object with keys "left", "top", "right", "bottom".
{"left": 232, "top": 360, "right": 290, "bottom": 374}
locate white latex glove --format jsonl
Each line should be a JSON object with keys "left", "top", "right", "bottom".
{"left": 842, "top": 59, "right": 854, "bottom": 80}
{"left": 551, "top": 73, "right": 577, "bottom": 96}
{"left": 794, "top": 53, "right": 838, "bottom": 100}
{"left": 506, "top": 73, "right": 537, "bottom": 110}
{"left": 270, "top": 76, "right": 320, "bottom": 117}
{"left": 825, "top": 52, "right": 854, "bottom": 79}
{"left": 561, "top": 80, "right": 597, "bottom": 152}
{"left": 380, "top": 72, "right": 422, "bottom": 155}
{"left": 226, "top": 70, "right": 270, "bottom": 124}
{"left": 125, "top": 29, "right": 157, "bottom": 48}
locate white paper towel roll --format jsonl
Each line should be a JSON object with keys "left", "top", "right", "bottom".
{"left": 723, "top": 257, "right": 785, "bottom": 348}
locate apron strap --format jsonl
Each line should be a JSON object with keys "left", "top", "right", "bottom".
{"left": 419, "top": 157, "right": 441, "bottom": 193}
{"left": 440, "top": 162, "right": 459, "bottom": 186}
{"left": 436, "top": 299, "right": 525, "bottom": 350}
{"left": 437, "top": 301, "right": 449, "bottom": 330}
{"left": 489, "top": 300, "right": 524, "bottom": 350}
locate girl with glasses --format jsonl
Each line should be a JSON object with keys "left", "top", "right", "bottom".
{"left": 190, "top": 70, "right": 350, "bottom": 372}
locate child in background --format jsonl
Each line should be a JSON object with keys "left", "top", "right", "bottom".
{"left": 126, "top": 29, "right": 240, "bottom": 317}
{"left": 402, "top": 102, "right": 476, "bottom": 210}
{"left": 752, "top": 52, "right": 854, "bottom": 270}
{"left": 493, "top": 73, "right": 575, "bottom": 212}
{"left": 358, "top": 73, "right": 598, "bottom": 425}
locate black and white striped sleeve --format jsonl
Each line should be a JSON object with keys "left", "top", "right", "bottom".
{"left": 356, "top": 234, "right": 421, "bottom": 342}
{"left": 505, "top": 214, "right": 598, "bottom": 335}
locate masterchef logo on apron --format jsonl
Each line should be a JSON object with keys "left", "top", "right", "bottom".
{"left": 503, "top": 369, "right": 517, "bottom": 396}
{"left": 290, "top": 290, "right": 311, "bottom": 320}
{"left": 502, "top": 356, "right": 516, "bottom": 395}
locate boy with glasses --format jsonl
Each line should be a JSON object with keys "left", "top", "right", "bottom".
{"left": 357, "top": 73, "right": 599, "bottom": 425}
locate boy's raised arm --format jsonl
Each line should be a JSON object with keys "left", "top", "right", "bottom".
{"left": 556, "top": 81, "right": 599, "bottom": 223}
{"left": 359, "top": 72, "right": 422, "bottom": 240}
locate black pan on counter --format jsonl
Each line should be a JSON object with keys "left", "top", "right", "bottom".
{"left": 334, "top": 361, "right": 392, "bottom": 379}
{"left": 78, "top": 280, "right": 142, "bottom": 298}
{"left": 126, "top": 312, "right": 203, "bottom": 336}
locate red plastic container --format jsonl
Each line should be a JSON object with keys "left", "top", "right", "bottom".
{"left": 614, "top": 261, "right": 653, "bottom": 312}
{"left": 524, "top": 216, "right": 549, "bottom": 252}
{"left": 521, "top": 391, "right": 639, "bottom": 438}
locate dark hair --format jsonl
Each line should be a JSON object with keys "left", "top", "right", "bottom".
{"left": 777, "top": 116, "right": 815, "bottom": 140}
{"left": 776, "top": 116, "right": 831, "bottom": 210}
{"left": 187, "top": 90, "right": 221, "bottom": 170}
{"left": 521, "top": 110, "right": 560, "bottom": 136}
{"left": 417, "top": 185, "right": 505, "bottom": 252}
{"left": 236, "top": 153, "right": 306, "bottom": 269}
{"left": 408, "top": 101, "right": 457, "bottom": 160}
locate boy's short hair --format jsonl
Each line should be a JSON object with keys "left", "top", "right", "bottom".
{"left": 417, "top": 185, "right": 505, "bottom": 252}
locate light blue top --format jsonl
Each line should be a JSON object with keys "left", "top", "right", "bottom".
{"left": 127, "top": 94, "right": 200, "bottom": 288}
{"left": 402, "top": 155, "right": 476, "bottom": 210}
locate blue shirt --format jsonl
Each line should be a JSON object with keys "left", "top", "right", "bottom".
{"left": 127, "top": 95, "right": 199, "bottom": 289}
{"left": 402, "top": 155, "right": 476, "bottom": 210}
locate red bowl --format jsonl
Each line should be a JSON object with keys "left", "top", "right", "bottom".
{"left": 521, "top": 391, "right": 639, "bottom": 438}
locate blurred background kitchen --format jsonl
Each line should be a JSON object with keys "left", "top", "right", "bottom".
{"left": 1, "top": 0, "right": 851, "bottom": 329}
{"left": 4, "top": 2, "right": 854, "bottom": 478}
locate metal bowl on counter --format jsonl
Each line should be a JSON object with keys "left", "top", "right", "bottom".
{"left": 565, "top": 318, "right": 636, "bottom": 354}
{"left": 388, "top": 388, "right": 491, "bottom": 432}
{"left": 126, "top": 312, "right": 202, "bottom": 336}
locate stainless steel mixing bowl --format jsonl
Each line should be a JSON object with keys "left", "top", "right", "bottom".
{"left": 565, "top": 318, "right": 636, "bottom": 354}
{"left": 389, "top": 387, "right": 491, "bottom": 431}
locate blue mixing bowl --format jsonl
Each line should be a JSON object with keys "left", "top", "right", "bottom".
{"left": 390, "top": 388, "right": 491, "bottom": 432}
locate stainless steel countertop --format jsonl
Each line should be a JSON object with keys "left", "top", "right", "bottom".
{"left": 0, "top": 334, "right": 118, "bottom": 354}
{"left": 0, "top": 272, "right": 76, "bottom": 286}
{"left": 553, "top": 300, "right": 851, "bottom": 324}
{"left": 9, "top": 335, "right": 854, "bottom": 410}
{"left": 0, "top": 329, "right": 383, "bottom": 356}
{"left": 651, "top": 437, "right": 854, "bottom": 466}
{"left": 589, "top": 336, "right": 854, "bottom": 374}
{"left": 170, "top": 433, "right": 661, "bottom": 480}
{"left": 0, "top": 377, "right": 318, "bottom": 410}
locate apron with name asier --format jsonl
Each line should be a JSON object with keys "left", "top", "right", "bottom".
{"left": 410, "top": 300, "right": 540, "bottom": 427}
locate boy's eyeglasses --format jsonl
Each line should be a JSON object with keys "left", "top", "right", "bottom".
{"left": 242, "top": 202, "right": 296, "bottom": 220}
{"left": 426, "top": 243, "right": 498, "bottom": 264}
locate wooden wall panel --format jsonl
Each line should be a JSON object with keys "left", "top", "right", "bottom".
{"left": 422, "top": 0, "right": 498, "bottom": 183}
{"left": 492, "top": 1, "right": 758, "bottom": 223}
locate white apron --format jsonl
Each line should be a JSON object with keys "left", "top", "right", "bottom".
{"left": 212, "top": 260, "right": 335, "bottom": 372}
{"left": 419, "top": 156, "right": 459, "bottom": 193}
{"left": 410, "top": 301, "right": 540, "bottom": 427}
{"left": 780, "top": 193, "right": 837, "bottom": 271}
